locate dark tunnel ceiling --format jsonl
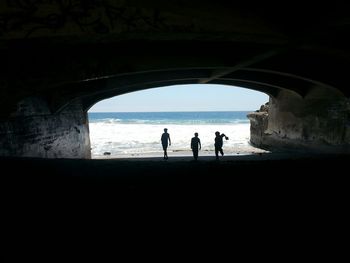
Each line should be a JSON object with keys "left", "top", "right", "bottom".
{"left": 0, "top": 0, "right": 349, "bottom": 114}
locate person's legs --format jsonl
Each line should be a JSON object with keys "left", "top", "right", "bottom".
{"left": 163, "top": 145, "right": 168, "bottom": 159}
{"left": 219, "top": 148, "right": 224, "bottom": 156}
{"left": 215, "top": 147, "right": 219, "bottom": 160}
{"left": 193, "top": 149, "right": 198, "bottom": 160}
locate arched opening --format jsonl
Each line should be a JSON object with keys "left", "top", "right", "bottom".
{"left": 88, "top": 84, "right": 269, "bottom": 159}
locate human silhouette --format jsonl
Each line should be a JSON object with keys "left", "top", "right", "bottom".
{"left": 161, "top": 128, "right": 171, "bottom": 160}
{"left": 191, "top": 132, "right": 201, "bottom": 161}
{"left": 214, "top": 131, "right": 229, "bottom": 160}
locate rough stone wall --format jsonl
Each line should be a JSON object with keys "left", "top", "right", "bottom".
{"left": 248, "top": 88, "right": 350, "bottom": 153}
{"left": 0, "top": 97, "right": 91, "bottom": 158}
{"left": 247, "top": 103, "right": 269, "bottom": 148}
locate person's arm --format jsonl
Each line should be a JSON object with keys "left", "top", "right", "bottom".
{"left": 168, "top": 135, "right": 171, "bottom": 146}
{"left": 199, "top": 139, "right": 201, "bottom": 150}
{"left": 221, "top": 133, "right": 229, "bottom": 140}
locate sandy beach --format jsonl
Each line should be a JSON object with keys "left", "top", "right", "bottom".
{"left": 94, "top": 145, "right": 269, "bottom": 159}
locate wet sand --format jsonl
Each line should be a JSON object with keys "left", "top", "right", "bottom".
{"left": 94, "top": 145, "right": 268, "bottom": 159}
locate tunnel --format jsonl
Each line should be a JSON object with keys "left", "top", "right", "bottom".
{"left": 0, "top": 1, "right": 349, "bottom": 158}
{"left": 2, "top": 2, "right": 350, "bottom": 240}
{"left": 0, "top": 65, "right": 348, "bottom": 158}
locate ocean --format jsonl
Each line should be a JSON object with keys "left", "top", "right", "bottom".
{"left": 88, "top": 111, "right": 264, "bottom": 158}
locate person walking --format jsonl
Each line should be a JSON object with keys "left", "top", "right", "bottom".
{"left": 161, "top": 128, "right": 171, "bottom": 160}
{"left": 214, "top": 131, "right": 229, "bottom": 160}
{"left": 191, "top": 132, "right": 201, "bottom": 161}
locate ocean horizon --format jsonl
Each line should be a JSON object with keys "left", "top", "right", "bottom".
{"left": 88, "top": 111, "right": 266, "bottom": 158}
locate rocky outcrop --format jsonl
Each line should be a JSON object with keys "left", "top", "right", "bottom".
{"left": 247, "top": 102, "right": 269, "bottom": 148}
{"left": 248, "top": 89, "right": 350, "bottom": 153}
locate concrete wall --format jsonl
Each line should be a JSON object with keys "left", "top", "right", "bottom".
{"left": 0, "top": 97, "right": 91, "bottom": 158}
{"left": 248, "top": 88, "right": 350, "bottom": 153}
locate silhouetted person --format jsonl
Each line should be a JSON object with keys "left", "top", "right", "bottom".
{"left": 214, "top": 131, "right": 229, "bottom": 160}
{"left": 191, "top": 132, "right": 201, "bottom": 160}
{"left": 161, "top": 128, "right": 171, "bottom": 160}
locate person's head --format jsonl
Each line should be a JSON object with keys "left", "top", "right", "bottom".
{"left": 164, "top": 128, "right": 168, "bottom": 132}
{"left": 215, "top": 131, "right": 220, "bottom": 136}
{"left": 194, "top": 132, "right": 198, "bottom": 137}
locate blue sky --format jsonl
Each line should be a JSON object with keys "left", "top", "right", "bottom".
{"left": 89, "top": 84, "right": 269, "bottom": 112}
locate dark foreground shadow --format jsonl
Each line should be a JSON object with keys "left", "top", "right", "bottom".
{"left": 2, "top": 153, "right": 348, "bottom": 246}
{"left": 1, "top": 153, "right": 349, "bottom": 197}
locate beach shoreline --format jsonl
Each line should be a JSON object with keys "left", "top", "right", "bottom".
{"left": 93, "top": 145, "right": 268, "bottom": 159}
{"left": 88, "top": 111, "right": 257, "bottom": 158}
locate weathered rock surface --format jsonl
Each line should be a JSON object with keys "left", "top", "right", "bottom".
{"left": 0, "top": 97, "right": 91, "bottom": 158}
{"left": 248, "top": 89, "right": 350, "bottom": 153}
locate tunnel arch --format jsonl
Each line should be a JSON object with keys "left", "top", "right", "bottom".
{"left": 71, "top": 66, "right": 342, "bottom": 113}
{"left": 1, "top": 1, "right": 349, "bottom": 158}
{"left": 1, "top": 60, "right": 348, "bottom": 159}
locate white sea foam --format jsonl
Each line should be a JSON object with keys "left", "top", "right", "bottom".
{"left": 89, "top": 122, "right": 265, "bottom": 158}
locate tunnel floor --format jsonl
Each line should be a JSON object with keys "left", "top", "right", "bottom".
{"left": 2, "top": 153, "right": 348, "bottom": 192}
{"left": 2, "top": 152, "right": 348, "bottom": 226}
